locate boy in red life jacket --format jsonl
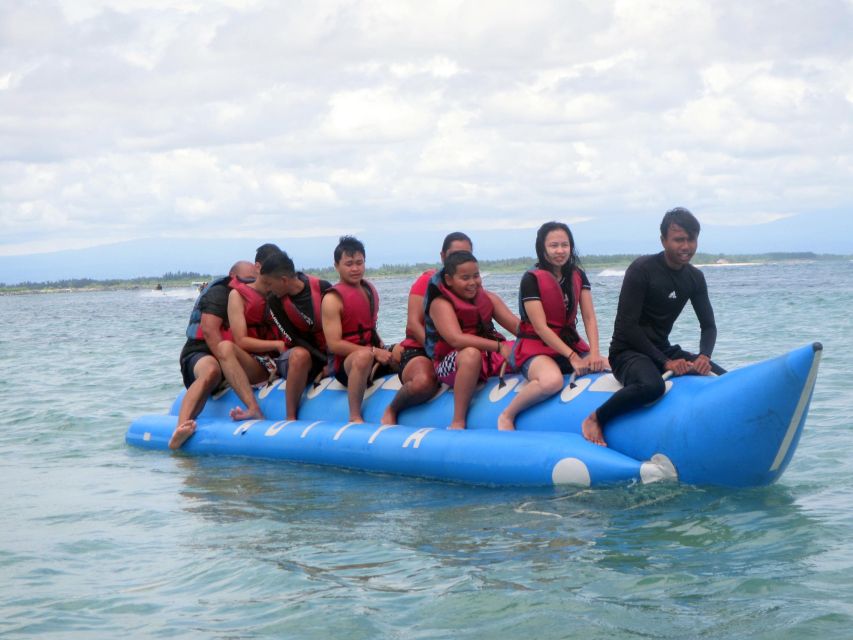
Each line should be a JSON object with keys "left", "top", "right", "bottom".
{"left": 497, "top": 221, "right": 609, "bottom": 431}
{"left": 228, "top": 251, "right": 292, "bottom": 391}
{"left": 321, "top": 236, "right": 395, "bottom": 423}
{"left": 264, "top": 251, "right": 333, "bottom": 420}
{"left": 171, "top": 260, "right": 266, "bottom": 449}
{"left": 380, "top": 231, "right": 473, "bottom": 426}
{"left": 425, "top": 251, "right": 519, "bottom": 430}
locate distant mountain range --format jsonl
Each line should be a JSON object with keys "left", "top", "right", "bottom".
{"left": 2, "top": 211, "right": 850, "bottom": 285}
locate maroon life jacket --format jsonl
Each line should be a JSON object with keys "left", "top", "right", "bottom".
{"left": 232, "top": 281, "right": 272, "bottom": 340}
{"left": 280, "top": 275, "right": 327, "bottom": 352}
{"left": 327, "top": 280, "right": 379, "bottom": 371}
{"left": 426, "top": 280, "right": 501, "bottom": 361}
{"left": 512, "top": 268, "right": 589, "bottom": 369}
{"left": 399, "top": 268, "right": 436, "bottom": 350}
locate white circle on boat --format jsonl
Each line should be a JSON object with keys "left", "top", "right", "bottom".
{"left": 559, "top": 377, "right": 591, "bottom": 403}
{"left": 488, "top": 377, "right": 520, "bottom": 402}
{"left": 551, "top": 457, "right": 591, "bottom": 486}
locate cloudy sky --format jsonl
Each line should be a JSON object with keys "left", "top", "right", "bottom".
{"left": 2, "top": 0, "right": 852, "bottom": 263}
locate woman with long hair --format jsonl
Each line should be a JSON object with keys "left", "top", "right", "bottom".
{"left": 497, "top": 221, "right": 608, "bottom": 430}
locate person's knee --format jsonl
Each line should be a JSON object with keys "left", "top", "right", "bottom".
{"left": 289, "top": 347, "right": 311, "bottom": 369}
{"left": 217, "top": 341, "right": 235, "bottom": 359}
{"left": 637, "top": 377, "right": 666, "bottom": 403}
{"left": 539, "top": 372, "right": 564, "bottom": 396}
{"left": 409, "top": 371, "right": 437, "bottom": 395}
{"left": 196, "top": 361, "right": 222, "bottom": 389}
{"left": 347, "top": 348, "right": 373, "bottom": 372}
{"left": 457, "top": 347, "right": 481, "bottom": 368}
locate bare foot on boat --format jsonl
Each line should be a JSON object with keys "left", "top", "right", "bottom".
{"left": 380, "top": 407, "right": 396, "bottom": 425}
{"left": 581, "top": 412, "right": 607, "bottom": 447}
{"left": 229, "top": 406, "right": 264, "bottom": 421}
{"left": 169, "top": 419, "right": 197, "bottom": 450}
{"left": 447, "top": 421, "right": 466, "bottom": 430}
{"left": 349, "top": 415, "right": 365, "bottom": 424}
{"left": 496, "top": 412, "right": 516, "bottom": 431}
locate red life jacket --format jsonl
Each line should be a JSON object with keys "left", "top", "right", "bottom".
{"left": 327, "top": 280, "right": 380, "bottom": 371}
{"left": 232, "top": 281, "right": 271, "bottom": 340}
{"left": 512, "top": 268, "right": 589, "bottom": 369}
{"left": 425, "top": 280, "right": 502, "bottom": 361}
{"left": 280, "top": 275, "right": 327, "bottom": 352}
{"left": 399, "top": 269, "right": 436, "bottom": 350}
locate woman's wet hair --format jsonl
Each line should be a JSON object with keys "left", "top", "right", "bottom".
{"left": 441, "top": 231, "right": 473, "bottom": 255}
{"left": 442, "top": 250, "right": 478, "bottom": 277}
{"left": 334, "top": 235, "right": 365, "bottom": 264}
{"left": 260, "top": 250, "right": 295, "bottom": 277}
{"left": 535, "top": 221, "right": 581, "bottom": 276}
{"left": 660, "top": 207, "right": 700, "bottom": 239}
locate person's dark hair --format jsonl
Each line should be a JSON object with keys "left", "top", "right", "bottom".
{"left": 442, "top": 250, "right": 478, "bottom": 277}
{"left": 333, "top": 235, "right": 365, "bottom": 264}
{"left": 660, "top": 207, "right": 700, "bottom": 239}
{"left": 260, "top": 251, "right": 295, "bottom": 277}
{"left": 255, "top": 243, "right": 282, "bottom": 264}
{"left": 440, "top": 231, "right": 473, "bottom": 255}
{"left": 535, "top": 221, "right": 581, "bottom": 277}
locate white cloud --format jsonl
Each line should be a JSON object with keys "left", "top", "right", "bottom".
{"left": 1, "top": 0, "right": 852, "bottom": 261}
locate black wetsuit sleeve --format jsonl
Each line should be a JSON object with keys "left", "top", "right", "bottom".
{"left": 614, "top": 263, "right": 670, "bottom": 367}
{"left": 691, "top": 270, "right": 717, "bottom": 357}
{"left": 578, "top": 268, "right": 591, "bottom": 290}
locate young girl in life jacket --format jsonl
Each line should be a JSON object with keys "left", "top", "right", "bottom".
{"left": 425, "top": 251, "right": 519, "bottom": 430}
{"left": 496, "top": 221, "right": 609, "bottom": 430}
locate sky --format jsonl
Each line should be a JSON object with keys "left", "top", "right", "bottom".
{"left": 1, "top": 0, "right": 852, "bottom": 279}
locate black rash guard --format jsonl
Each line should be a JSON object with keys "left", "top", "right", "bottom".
{"left": 179, "top": 281, "right": 230, "bottom": 360}
{"left": 609, "top": 252, "right": 717, "bottom": 367}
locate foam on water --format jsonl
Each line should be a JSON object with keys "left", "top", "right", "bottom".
{"left": 2, "top": 262, "right": 853, "bottom": 639}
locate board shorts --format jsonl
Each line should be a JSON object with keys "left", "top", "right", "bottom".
{"left": 180, "top": 351, "right": 215, "bottom": 389}
{"left": 434, "top": 349, "right": 508, "bottom": 387}
{"left": 397, "top": 346, "right": 431, "bottom": 382}
{"left": 275, "top": 350, "right": 325, "bottom": 384}
{"left": 334, "top": 362, "right": 396, "bottom": 387}
{"left": 253, "top": 354, "right": 279, "bottom": 382}
{"left": 519, "top": 354, "right": 574, "bottom": 380}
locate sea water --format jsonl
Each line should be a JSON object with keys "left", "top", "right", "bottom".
{"left": 1, "top": 261, "right": 852, "bottom": 639}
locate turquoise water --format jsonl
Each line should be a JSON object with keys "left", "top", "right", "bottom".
{"left": 2, "top": 261, "right": 852, "bottom": 639}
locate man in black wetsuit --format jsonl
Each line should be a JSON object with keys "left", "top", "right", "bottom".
{"left": 582, "top": 207, "right": 725, "bottom": 446}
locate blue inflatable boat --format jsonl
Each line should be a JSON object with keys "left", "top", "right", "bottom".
{"left": 126, "top": 343, "right": 822, "bottom": 488}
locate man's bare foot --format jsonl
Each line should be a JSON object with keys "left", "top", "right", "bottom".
{"left": 447, "top": 422, "right": 466, "bottom": 430}
{"left": 496, "top": 412, "right": 515, "bottom": 431}
{"left": 169, "top": 419, "right": 197, "bottom": 450}
{"left": 581, "top": 412, "right": 607, "bottom": 446}
{"left": 229, "top": 406, "right": 264, "bottom": 421}
{"left": 349, "top": 416, "right": 365, "bottom": 424}
{"left": 380, "top": 407, "right": 397, "bottom": 425}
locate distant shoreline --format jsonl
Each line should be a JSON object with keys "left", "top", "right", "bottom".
{"left": 1, "top": 252, "right": 848, "bottom": 295}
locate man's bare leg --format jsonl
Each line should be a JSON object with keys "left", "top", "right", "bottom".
{"left": 171, "top": 355, "right": 222, "bottom": 449}
{"left": 217, "top": 341, "right": 266, "bottom": 421}
{"left": 381, "top": 356, "right": 437, "bottom": 425}
{"left": 284, "top": 347, "right": 312, "bottom": 420}
{"left": 343, "top": 349, "right": 373, "bottom": 423}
